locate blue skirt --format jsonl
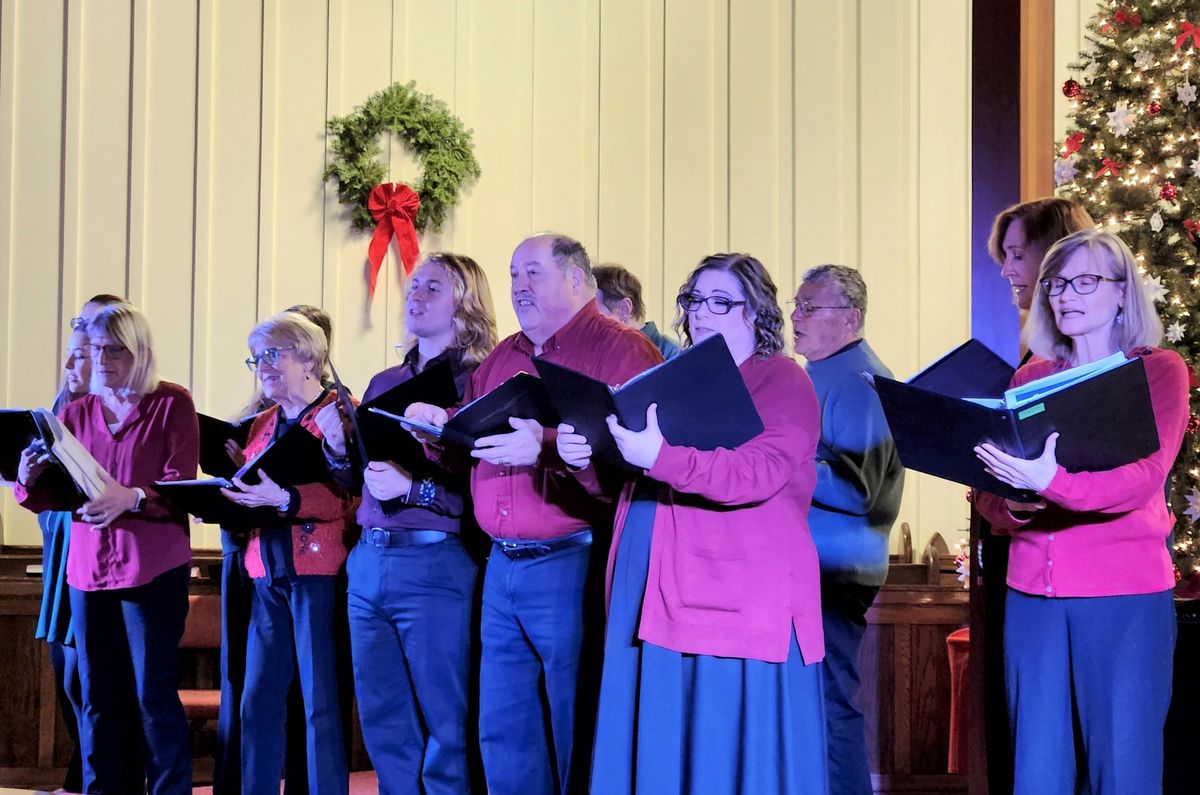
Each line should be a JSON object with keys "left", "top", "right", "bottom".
{"left": 590, "top": 489, "right": 829, "bottom": 795}
{"left": 37, "top": 510, "right": 74, "bottom": 645}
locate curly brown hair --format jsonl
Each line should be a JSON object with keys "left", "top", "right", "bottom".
{"left": 671, "top": 253, "right": 786, "bottom": 358}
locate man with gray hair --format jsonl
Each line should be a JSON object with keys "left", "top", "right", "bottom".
{"left": 791, "top": 264, "right": 904, "bottom": 795}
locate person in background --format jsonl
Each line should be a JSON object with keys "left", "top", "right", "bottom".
{"left": 221, "top": 312, "right": 355, "bottom": 795}
{"left": 974, "top": 229, "right": 1185, "bottom": 794}
{"left": 215, "top": 303, "right": 337, "bottom": 795}
{"left": 32, "top": 294, "right": 132, "bottom": 793}
{"left": 558, "top": 252, "right": 828, "bottom": 793}
{"left": 594, "top": 263, "right": 682, "bottom": 359}
{"left": 405, "top": 233, "right": 662, "bottom": 795}
{"left": 317, "top": 253, "right": 497, "bottom": 795}
{"left": 16, "top": 303, "right": 199, "bottom": 794}
{"left": 791, "top": 264, "right": 904, "bottom": 795}
{"left": 978, "top": 196, "right": 1096, "bottom": 790}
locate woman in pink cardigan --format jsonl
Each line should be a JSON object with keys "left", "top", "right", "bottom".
{"left": 558, "top": 253, "right": 828, "bottom": 794}
{"left": 975, "top": 229, "right": 1187, "bottom": 794}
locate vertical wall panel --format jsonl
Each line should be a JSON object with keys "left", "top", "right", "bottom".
{"left": 597, "top": 0, "right": 665, "bottom": 322}
{"left": 662, "top": 0, "right": 728, "bottom": 302}
{"left": 323, "top": 0, "right": 393, "bottom": 395}
{"left": 132, "top": 0, "right": 198, "bottom": 388}
{"left": 792, "top": 1, "right": 859, "bottom": 279}
{"left": 729, "top": 0, "right": 792, "bottom": 287}
{"left": 72, "top": 0, "right": 132, "bottom": 302}
{"left": 530, "top": 0, "right": 599, "bottom": 246}
{"left": 915, "top": 0, "right": 973, "bottom": 541}
{"left": 457, "top": 0, "right": 534, "bottom": 335}
{"left": 2, "top": 0, "right": 67, "bottom": 544}
{"left": 258, "top": 0, "right": 329, "bottom": 318}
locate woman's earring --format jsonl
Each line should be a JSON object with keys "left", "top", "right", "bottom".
{"left": 1116, "top": 307, "right": 1125, "bottom": 325}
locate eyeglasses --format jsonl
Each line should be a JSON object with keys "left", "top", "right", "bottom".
{"left": 1039, "top": 273, "right": 1125, "bottom": 297}
{"left": 245, "top": 345, "right": 296, "bottom": 372}
{"left": 69, "top": 316, "right": 86, "bottom": 330}
{"left": 89, "top": 343, "right": 128, "bottom": 359}
{"left": 677, "top": 293, "right": 747, "bottom": 315}
{"left": 787, "top": 299, "right": 853, "bottom": 319}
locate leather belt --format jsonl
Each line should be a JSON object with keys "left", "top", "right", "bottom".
{"left": 493, "top": 530, "right": 593, "bottom": 560}
{"left": 362, "top": 528, "right": 449, "bottom": 548}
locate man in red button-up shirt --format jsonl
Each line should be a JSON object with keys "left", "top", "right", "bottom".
{"left": 409, "top": 234, "right": 661, "bottom": 795}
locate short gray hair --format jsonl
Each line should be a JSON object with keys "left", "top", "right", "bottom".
{"left": 802, "top": 264, "right": 867, "bottom": 332}
{"left": 248, "top": 312, "right": 330, "bottom": 382}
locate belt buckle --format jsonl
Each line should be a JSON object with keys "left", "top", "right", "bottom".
{"left": 369, "top": 528, "right": 389, "bottom": 547}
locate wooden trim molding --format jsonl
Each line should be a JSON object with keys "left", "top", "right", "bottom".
{"left": 1020, "top": 0, "right": 1056, "bottom": 200}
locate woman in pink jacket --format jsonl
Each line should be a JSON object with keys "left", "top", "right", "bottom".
{"left": 558, "top": 252, "right": 828, "bottom": 794}
{"left": 975, "top": 229, "right": 1187, "bottom": 794}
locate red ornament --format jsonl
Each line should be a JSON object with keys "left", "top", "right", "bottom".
{"left": 1062, "top": 132, "right": 1085, "bottom": 156}
{"left": 1149, "top": 101, "right": 1163, "bottom": 115}
{"left": 1114, "top": 8, "right": 1142, "bottom": 27}
{"left": 1062, "top": 79, "right": 1082, "bottom": 98}
{"left": 1162, "top": 183, "right": 1179, "bottom": 201}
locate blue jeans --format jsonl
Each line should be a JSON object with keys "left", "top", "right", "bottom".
{"left": 820, "top": 580, "right": 878, "bottom": 795}
{"left": 241, "top": 574, "right": 347, "bottom": 795}
{"left": 347, "top": 535, "right": 479, "bottom": 794}
{"left": 70, "top": 564, "right": 191, "bottom": 795}
{"left": 1005, "top": 588, "right": 1175, "bottom": 795}
{"left": 478, "top": 536, "right": 601, "bottom": 795}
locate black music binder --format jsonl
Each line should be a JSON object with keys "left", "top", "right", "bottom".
{"left": 533, "top": 334, "right": 764, "bottom": 468}
{"left": 356, "top": 360, "right": 460, "bottom": 464}
{"left": 877, "top": 354, "right": 1160, "bottom": 501}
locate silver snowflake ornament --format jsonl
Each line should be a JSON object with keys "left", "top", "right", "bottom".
{"left": 1151, "top": 211, "right": 1165, "bottom": 232}
{"left": 1186, "top": 486, "right": 1200, "bottom": 524}
{"left": 1135, "top": 51, "right": 1154, "bottom": 70}
{"left": 1179, "top": 83, "right": 1198, "bottom": 106}
{"left": 1107, "top": 101, "right": 1134, "bottom": 136}
{"left": 1167, "top": 320, "right": 1186, "bottom": 343}
{"left": 1054, "top": 157, "right": 1078, "bottom": 186}
{"left": 1144, "top": 273, "right": 1169, "bottom": 304}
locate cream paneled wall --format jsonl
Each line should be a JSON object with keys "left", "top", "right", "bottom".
{"left": 1, "top": 0, "right": 972, "bottom": 552}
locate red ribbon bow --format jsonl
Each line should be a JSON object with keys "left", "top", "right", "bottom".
{"left": 1062, "top": 132, "right": 1085, "bottom": 156}
{"left": 1184, "top": 219, "right": 1200, "bottom": 241}
{"left": 366, "top": 183, "right": 421, "bottom": 297}
{"left": 1176, "top": 21, "right": 1200, "bottom": 49}
{"left": 1114, "top": 8, "right": 1142, "bottom": 27}
{"left": 1098, "top": 158, "right": 1123, "bottom": 176}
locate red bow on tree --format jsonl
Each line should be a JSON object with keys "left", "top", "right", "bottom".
{"left": 1062, "top": 132, "right": 1085, "bottom": 156}
{"left": 1184, "top": 219, "right": 1200, "bottom": 242}
{"left": 1114, "top": 8, "right": 1142, "bottom": 27}
{"left": 1176, "top": 21, "right": 1200, "bottom": 50}
{"left": 1098, "top": 158, "right": 1123, "bottom": 176}
{"left": 366, "top": 183, "right": 421, "bottom": 297}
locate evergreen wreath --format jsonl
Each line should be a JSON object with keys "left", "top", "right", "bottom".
{"left": 323, "top": 81, "right": 481, "bottom": 234}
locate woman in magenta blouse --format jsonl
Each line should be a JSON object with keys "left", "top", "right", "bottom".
{"left": 17, "top": 303, "right": 199, "bottom": 795}
{"left": 557, "top": 253, "right": 828, "bottom": 794}
{"left": 975, "top": 229, "right": 1187, "bottom": 794}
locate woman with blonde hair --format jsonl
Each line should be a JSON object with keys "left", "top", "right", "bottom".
{"left": 975, "top": 228, "right": 1186, "bottom": 793}
{"left": 317, "top": 252, "right": 497, "bottom": 794}
{"left": 221, "top": 311, "right": 356, "bottom": 795}
{"left": 16, "top": 303, "right": 199, "bottom": 794}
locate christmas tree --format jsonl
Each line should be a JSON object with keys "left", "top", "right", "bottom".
{"left": 1056, "top": 0, "right": 1200, "bottom": 578}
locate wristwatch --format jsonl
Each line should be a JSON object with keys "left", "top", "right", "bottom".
{"left": 131, "top": 487, "right": 146, "bottom": 513}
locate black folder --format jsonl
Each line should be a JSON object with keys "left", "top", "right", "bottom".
{"left": 197, "top": 414, "right": 253, "bottom": 480}
{"left": 374, "top": 372, "right": 557, "bottom": 448}
{"left": 0, "top": 409, "right": 41, "bottom": 482}
{"left": 907, "top": 338, "right": 1016, "bottom": 399}
{"left": 533, "top": 334, "right": 764, "bottom": 468}
{"left": 876, "top": 356, "right": 1160, "bottom": 501}
{"left": 356, "top": 361, "right": 460, "bottom": 464}
{"left": 156, "top": 421, "right": 330, "bottom": 526}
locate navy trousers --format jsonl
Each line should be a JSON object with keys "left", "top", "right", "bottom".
{"left": 478, "top": 537, "right": 602, "bottom": 795}
{"left": 70, "top": 563, "right": 191, "bottom": 795}
{"left": 1005, "top": 587, "right": 1176, "bottom": 795}
{"left": 347, "top": 536, "right": 479, "bottom": 794}
{"left": 241, "top": 574, "right": 347, "bottom": 795}
{"left": 214, "top": 543, "right": 252, "bottom": 795}
{"left": 819, "top": 580, "right": 878, "bottom": 795}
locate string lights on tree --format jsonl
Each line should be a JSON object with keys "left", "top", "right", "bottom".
{"left": 1056, "top": 1, "right": 1200, "bottom": 577}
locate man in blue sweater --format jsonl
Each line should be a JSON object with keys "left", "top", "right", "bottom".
{"left": 792, "top": 265, "right": 904, "bottom": 795}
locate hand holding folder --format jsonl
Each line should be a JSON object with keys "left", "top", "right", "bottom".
{"left": 876, "top": 340, "right": 1160, "bottom": 500}
{"left": 156, "top": 421, "right": 329, "bottom": 527}
{"left": 533, "top": 334, "right": 764, "bottom": 469}
{"left": 370, "top": 371, "right": 556, "bottom": 449}
{"left": 0, "top": 408, "right": 110, "bottom": 498}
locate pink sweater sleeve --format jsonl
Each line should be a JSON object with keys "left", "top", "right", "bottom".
{"left": 1039, "top": 350, "right": 1189, "bottom": 513}
{"left": 647, "top": 363, "right": 817, "bottom": 506}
